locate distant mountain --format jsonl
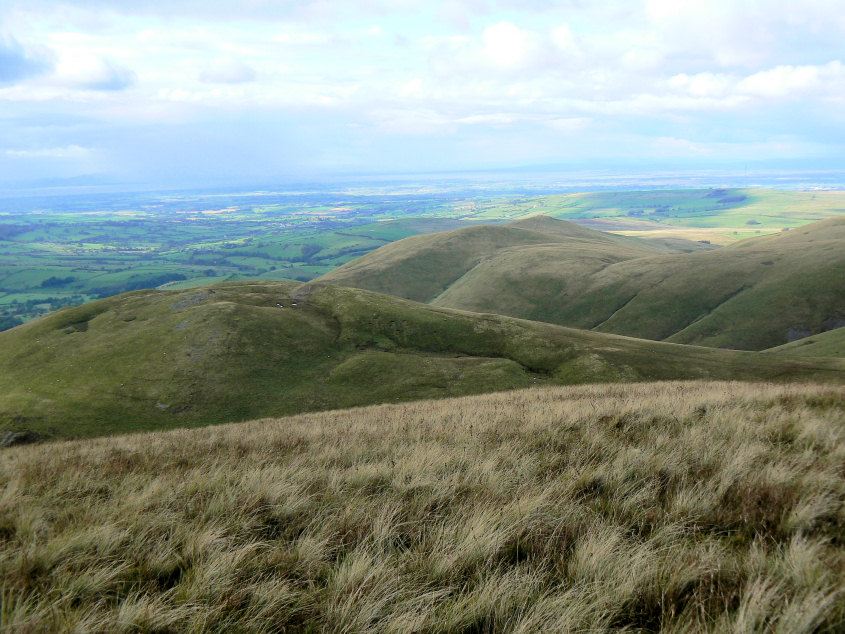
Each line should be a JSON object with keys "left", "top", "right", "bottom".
{"left": 318, "top": 216, "right": 845, "bottom": 351}
{"left": 1, "top": 280, "right": 840, "bottom": 441}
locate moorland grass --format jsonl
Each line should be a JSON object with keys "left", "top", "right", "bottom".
{"left": 0, "top": 381, "right": 843, "bottom": 632}
{"left": 440, "top": 218, "right": 845, "bottom": 350}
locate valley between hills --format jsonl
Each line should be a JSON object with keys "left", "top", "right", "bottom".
{"left": 0, "top": 273, "right": 841, "bottom": 440}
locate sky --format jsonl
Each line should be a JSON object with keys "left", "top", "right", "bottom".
{"left": 1, "top": 0, "right": 844, "bottom": 189}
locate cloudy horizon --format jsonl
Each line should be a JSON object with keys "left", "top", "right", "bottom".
{"left": 2, "top": 0, "right": 844, "bottom": 189}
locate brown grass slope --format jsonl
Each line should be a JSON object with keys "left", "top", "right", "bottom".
{"left": 1, "top": 280, "right": 842, "bottom": 441}
{"left": 1, "top": 381, "right": 843, "bottom": 632}
{"left": 320, "top": 216, "right": 845, "bottom": 351}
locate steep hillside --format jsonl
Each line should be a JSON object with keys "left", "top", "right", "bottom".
{"left": 321, "top": 216, "right": 845, "bottom": 351}
{"left": 318, "top": 216, "right": 701, "bottom": 304}
{"left": 2, "top": 381, "right": 843, "bottom": 631}
{"left": 1, "top": 280, "right": 841, "bottom": 441}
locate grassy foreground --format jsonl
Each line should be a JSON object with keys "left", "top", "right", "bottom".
{"left": 1, "top": 381, "right": 843, "bottom": 632}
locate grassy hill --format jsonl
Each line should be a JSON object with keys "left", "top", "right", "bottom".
{"left": 318, "top": 216, "right": 707, "bottom": 304}
{"left": 319, "top": 216, "right": 845, "bottom": 351}
{"left": 1, "top": 279, "right": 841, "bottom": 441}
{"left": 1, "top": 381, "right": 843, "bottom": 631}
{"left": 767, "top": 326, "right": 845, "bottom": 358}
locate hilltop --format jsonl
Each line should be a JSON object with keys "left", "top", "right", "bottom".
{"left": 1, "top": 279, "right": 841, "bottom": 441}
{"left": 318, "top": 216, "right": 845, "bottom": 351}
{"left": 319, "top": 215, "right": 708, "bottom": 304}
{"left": 1, "top": 381, "right": 842, "bottom": 631}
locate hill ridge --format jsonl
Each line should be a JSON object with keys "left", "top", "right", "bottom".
{"left": 318, "top": 216, "right": 680, "bottom": 304}
{"left": 1, "top": 279, "right": 842, "bottom": 441}
{"left": 319, "top": 216, "right": 845, "bottom": 351}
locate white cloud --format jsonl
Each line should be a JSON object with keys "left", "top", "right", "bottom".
{"left": 546, "top": 117, "right": 592, "bottom": 133}
{"left": 399, "top": 77, "right": 423, "bottom": 97}
{"left": 370, "top": 108, "right": 455, "bottom": 135}
{"left": 738, "top": 61, "right": 844, "bottom": 98}
{"left": 2, "top": 0, "right": 845, "bottom": 182}
{"left": 54, "top": 52, "right": 136, "bottom": 90}
{"left": 482, "top": 22, "right": 543, "bottom": 71}
{"left": 650, "top": 135, "right": 826, "bottom": 159}
{"left": 273, "top": 31, "right": 332, "bottom": 45}
{"left": 457, "top": 113, "right": 514, "bottom": 125}
{"left": 621, "top": 47, "right": 663, "bottom": 72}
{"left": 644, "top": 0, "right": 773, "bottom": 68}
{"left": 550, "top": 24, "right": 580, "bottom": 56}
{"left": 200, "top": 57, "right": 257, "bottom": 84}
{"left": 668, "top": 61, "right": 845, "bottom": 104}
{"left": 5, "top": 144, "right": 92, "bottom": 158}
{"left": 668, "top": 72, "right": 733, "bottom": 98}
{"left": 652, "top": 136, "right": 713, "bottom": 155}
{"left": 0, "top": 35, "right": 53, "bottom": 83}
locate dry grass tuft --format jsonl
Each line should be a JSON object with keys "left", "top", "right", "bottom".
{"left": 1, "top": 381, "right": 843, "bottom": 632}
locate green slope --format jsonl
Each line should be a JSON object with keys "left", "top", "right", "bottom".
{"left": 766, "top": 326, "right": 845, "bottom": 357}
{"left": 318, "top": 215, "right": 699, "bottom": 304}
{"left": 321, "top": 216, "right": 845, "bottom": 351}
{"left": 588, "top": 218, "right": 845, "bottom": 349}
{"left": 1, "top": 280, "right": 841, "bottom": 441}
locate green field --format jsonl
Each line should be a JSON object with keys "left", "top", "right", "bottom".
{"left": 0, "top": 188, "right": 473, "bottom": 328}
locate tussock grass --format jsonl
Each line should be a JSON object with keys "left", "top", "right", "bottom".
{"left": 1, "top": 381, "right": 843, "bottom": 632}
